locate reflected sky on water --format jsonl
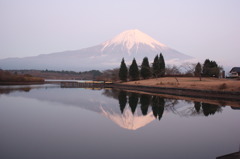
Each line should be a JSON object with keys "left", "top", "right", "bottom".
{"left": 0, "top": 85, "right": 240, "bottom": 159}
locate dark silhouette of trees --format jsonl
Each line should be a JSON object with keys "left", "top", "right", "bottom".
{"left": 202, "top": 103, "right": 220, "bottom": 116}
{"left": 128, "top": 93, "right": 139, "bottom": 114}
{"left": 194, "top": 62, "right": 202, "bottom": 81}
{"left": 152, "top": 55, "right": 160, "bottom": 77}
{"left": 194, "top": 102, "right": 201, "bottom": 113}
{"left": 140, "top": 94, "right": 151, "bottom": 115}
{"left": 202, "top": 59, "right": 220, "bottom": 77}
{"left": 159, "top": 53, "right": 165, "bottom": 77}
{"left": 118, "top": 91, "right": 127, "bottom": 114}
{"left": 140, "top": 57, "right": 152, "bottom": 79}
{"left": 152, "top": 53, "right": 165, "bottom": 78}
{"left": 119, "top": 58, "right": 128, "bottom": 82}
{"left": 151, "top": 96, "right": 165, "bottom": 120}
{"left": 129, "top": 58, "right": 140, "bottom": 81}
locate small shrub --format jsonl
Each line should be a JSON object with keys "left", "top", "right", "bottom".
{"left": 219, "top": 83, "right": 227, "bottom": 90}
{"left": 156, "top": 82, "right": 164, "bottom": 85}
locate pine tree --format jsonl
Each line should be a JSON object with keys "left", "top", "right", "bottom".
{"left": 159, "top": 53, "right": 165, "bottom": 77}
{"left": 129, "top": 58, "right": 139, "bottom": 81}
{"left": 152, "top": 55, "right": 160, "bottom": 77}
{"left": 140, "top": 57, "right": 151, "bottom": 79}
{"left": 194, "top": 62, "right": 202, "bottom": 81}
{"left": 119, "top": 58, "right": 128, "bottom": 82}
{"left": 202, "top": 59, "right": 211, "bottom": 77}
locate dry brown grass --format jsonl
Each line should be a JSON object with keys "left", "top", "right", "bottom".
{"left": 124, "top": 77, "right": 240, "bottom": 92}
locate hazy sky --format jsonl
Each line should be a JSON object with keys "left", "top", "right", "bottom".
{"left": 1, "top": 0, "right": 240, "bottom": 67}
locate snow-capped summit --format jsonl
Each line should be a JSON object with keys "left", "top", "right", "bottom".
{"left": 0, "top": 29, "right": 196, "bottom": 71}
{"left": 101, "top": 29, "right": 166, "bottom": 53}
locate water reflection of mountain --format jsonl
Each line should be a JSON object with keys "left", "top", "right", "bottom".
{"left": 99, "top": 89, "right": 225, "bottom": 130}
{"left": 0, "top": 86, "right": 231, "bottom": 130}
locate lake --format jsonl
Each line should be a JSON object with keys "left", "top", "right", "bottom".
{"left": 0, "top": 84, "right": 240, "bottom": 159}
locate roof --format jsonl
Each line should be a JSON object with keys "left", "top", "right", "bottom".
{"left": 230, "top": 67, "right": 240, "bottom": 73}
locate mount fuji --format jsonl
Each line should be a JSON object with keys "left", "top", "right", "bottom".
{"left": 0, "top": 29, "right": 195, "bottom": 71}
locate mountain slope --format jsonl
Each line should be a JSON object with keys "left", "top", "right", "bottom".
{"left": 0, "top": 29, "right": 195, "bottom": 71}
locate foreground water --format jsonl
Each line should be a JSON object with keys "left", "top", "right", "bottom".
{"left": 0, "top": 84, "right": 239, "bottom": 159}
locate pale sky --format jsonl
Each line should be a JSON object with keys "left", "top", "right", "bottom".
{"left": 1, "top": 0, "right": 240, "bottom": 67}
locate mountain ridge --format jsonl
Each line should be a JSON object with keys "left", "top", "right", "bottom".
{"left": 0, "top": 29, "right": 196, "bottom": 71}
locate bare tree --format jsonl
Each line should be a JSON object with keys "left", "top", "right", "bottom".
{"left": 165, "top": 65, "right": 181, "bottom": 76}
{"left": 180, "top": 62, "right": 196, "bottom": 76}
{"left": 97, "top": 68, "right": 119, "bottom": 82}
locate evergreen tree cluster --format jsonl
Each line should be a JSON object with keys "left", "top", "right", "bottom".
{"left": 202, "top": 59, "right": 220, "bottom": 77}
{"left": 152, "top": 53, "right": 165, "bottom": 77}
{"left": 118, "top": 53, "right": 166, "bottom": 82}
{"left": 194, "top": 59, "right": 221, "bottom": 78}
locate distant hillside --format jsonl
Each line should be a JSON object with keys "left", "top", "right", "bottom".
{"left": 0, "top": 29, "right": 196, "bottom": 71}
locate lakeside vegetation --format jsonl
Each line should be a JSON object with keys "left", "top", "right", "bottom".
{"left": 0, "top": 69, "right": 44, "bottom": 84}
{"left": 118, "top": 53, "right": 223, "bottom": 82}
{"left": 117, "top": 53, "right": 240, "bottom": 92}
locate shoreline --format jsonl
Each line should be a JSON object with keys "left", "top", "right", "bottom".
{"left": 111, "top": 83, "right": 240, "bottom": 101}
{"left": 0, "top": 81, "right": 45, "bottom": 85}
{"left": 116, "top": 88, "right": 240, "bottom": 108}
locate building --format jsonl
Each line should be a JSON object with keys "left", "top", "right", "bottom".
{"left": 229, "top": 67, "right": 240, "bottom": 78}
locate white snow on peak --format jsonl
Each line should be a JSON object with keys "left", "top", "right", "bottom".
{"left": 101, "top": 29, "right": 166, "bottom": 52}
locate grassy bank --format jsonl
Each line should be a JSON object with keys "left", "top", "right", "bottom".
{"left": 124, "top": 77, "right": 240, "bottom": 92}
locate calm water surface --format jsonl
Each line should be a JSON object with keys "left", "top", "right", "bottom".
{"left": 0, "top": 84, "right": 240, "bottom": 159}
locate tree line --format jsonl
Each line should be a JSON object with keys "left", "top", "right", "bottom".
{"left": 0, "top": 69, "right": 44, "bottom": 83}
{"left": 119, "top": 53, "right": 166, "bottom": 82}
{"left": 119, "top": 53, "right": 222, "bottom": 82}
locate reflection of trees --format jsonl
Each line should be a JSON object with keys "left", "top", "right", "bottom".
{"left": 165, "top": 100, "right": 222, "bottom": 117}
{"left": 129, "top": 93, "right": 139, "bottom": 114}
{"left": 193, "top": 102, "right": 222, "bottom": 116}
{"left": 194, "top": 102, "right": 201, "bottom": 113}
{"left": 102, "top": 88, "right": 224, "bottom": 118}
{"left": 164, "top": 99, "right": 179, "bottom": 114}
{"left": 202, "top": 103, "right": 222, "bottom": 116}
{"left": 102, "top": 89, "right": 120, "bottom": 100}
{"left": 118, "top": 91, "right": 127, "bottom": 114}
{"left": 140, "top": 94, "right": 151, "bottom": 115}
{"left": 151, "top": 96, "right": 165, "bottom": 120}
{"left": 0, "top": 87, "right": 31, "bottom": 94}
